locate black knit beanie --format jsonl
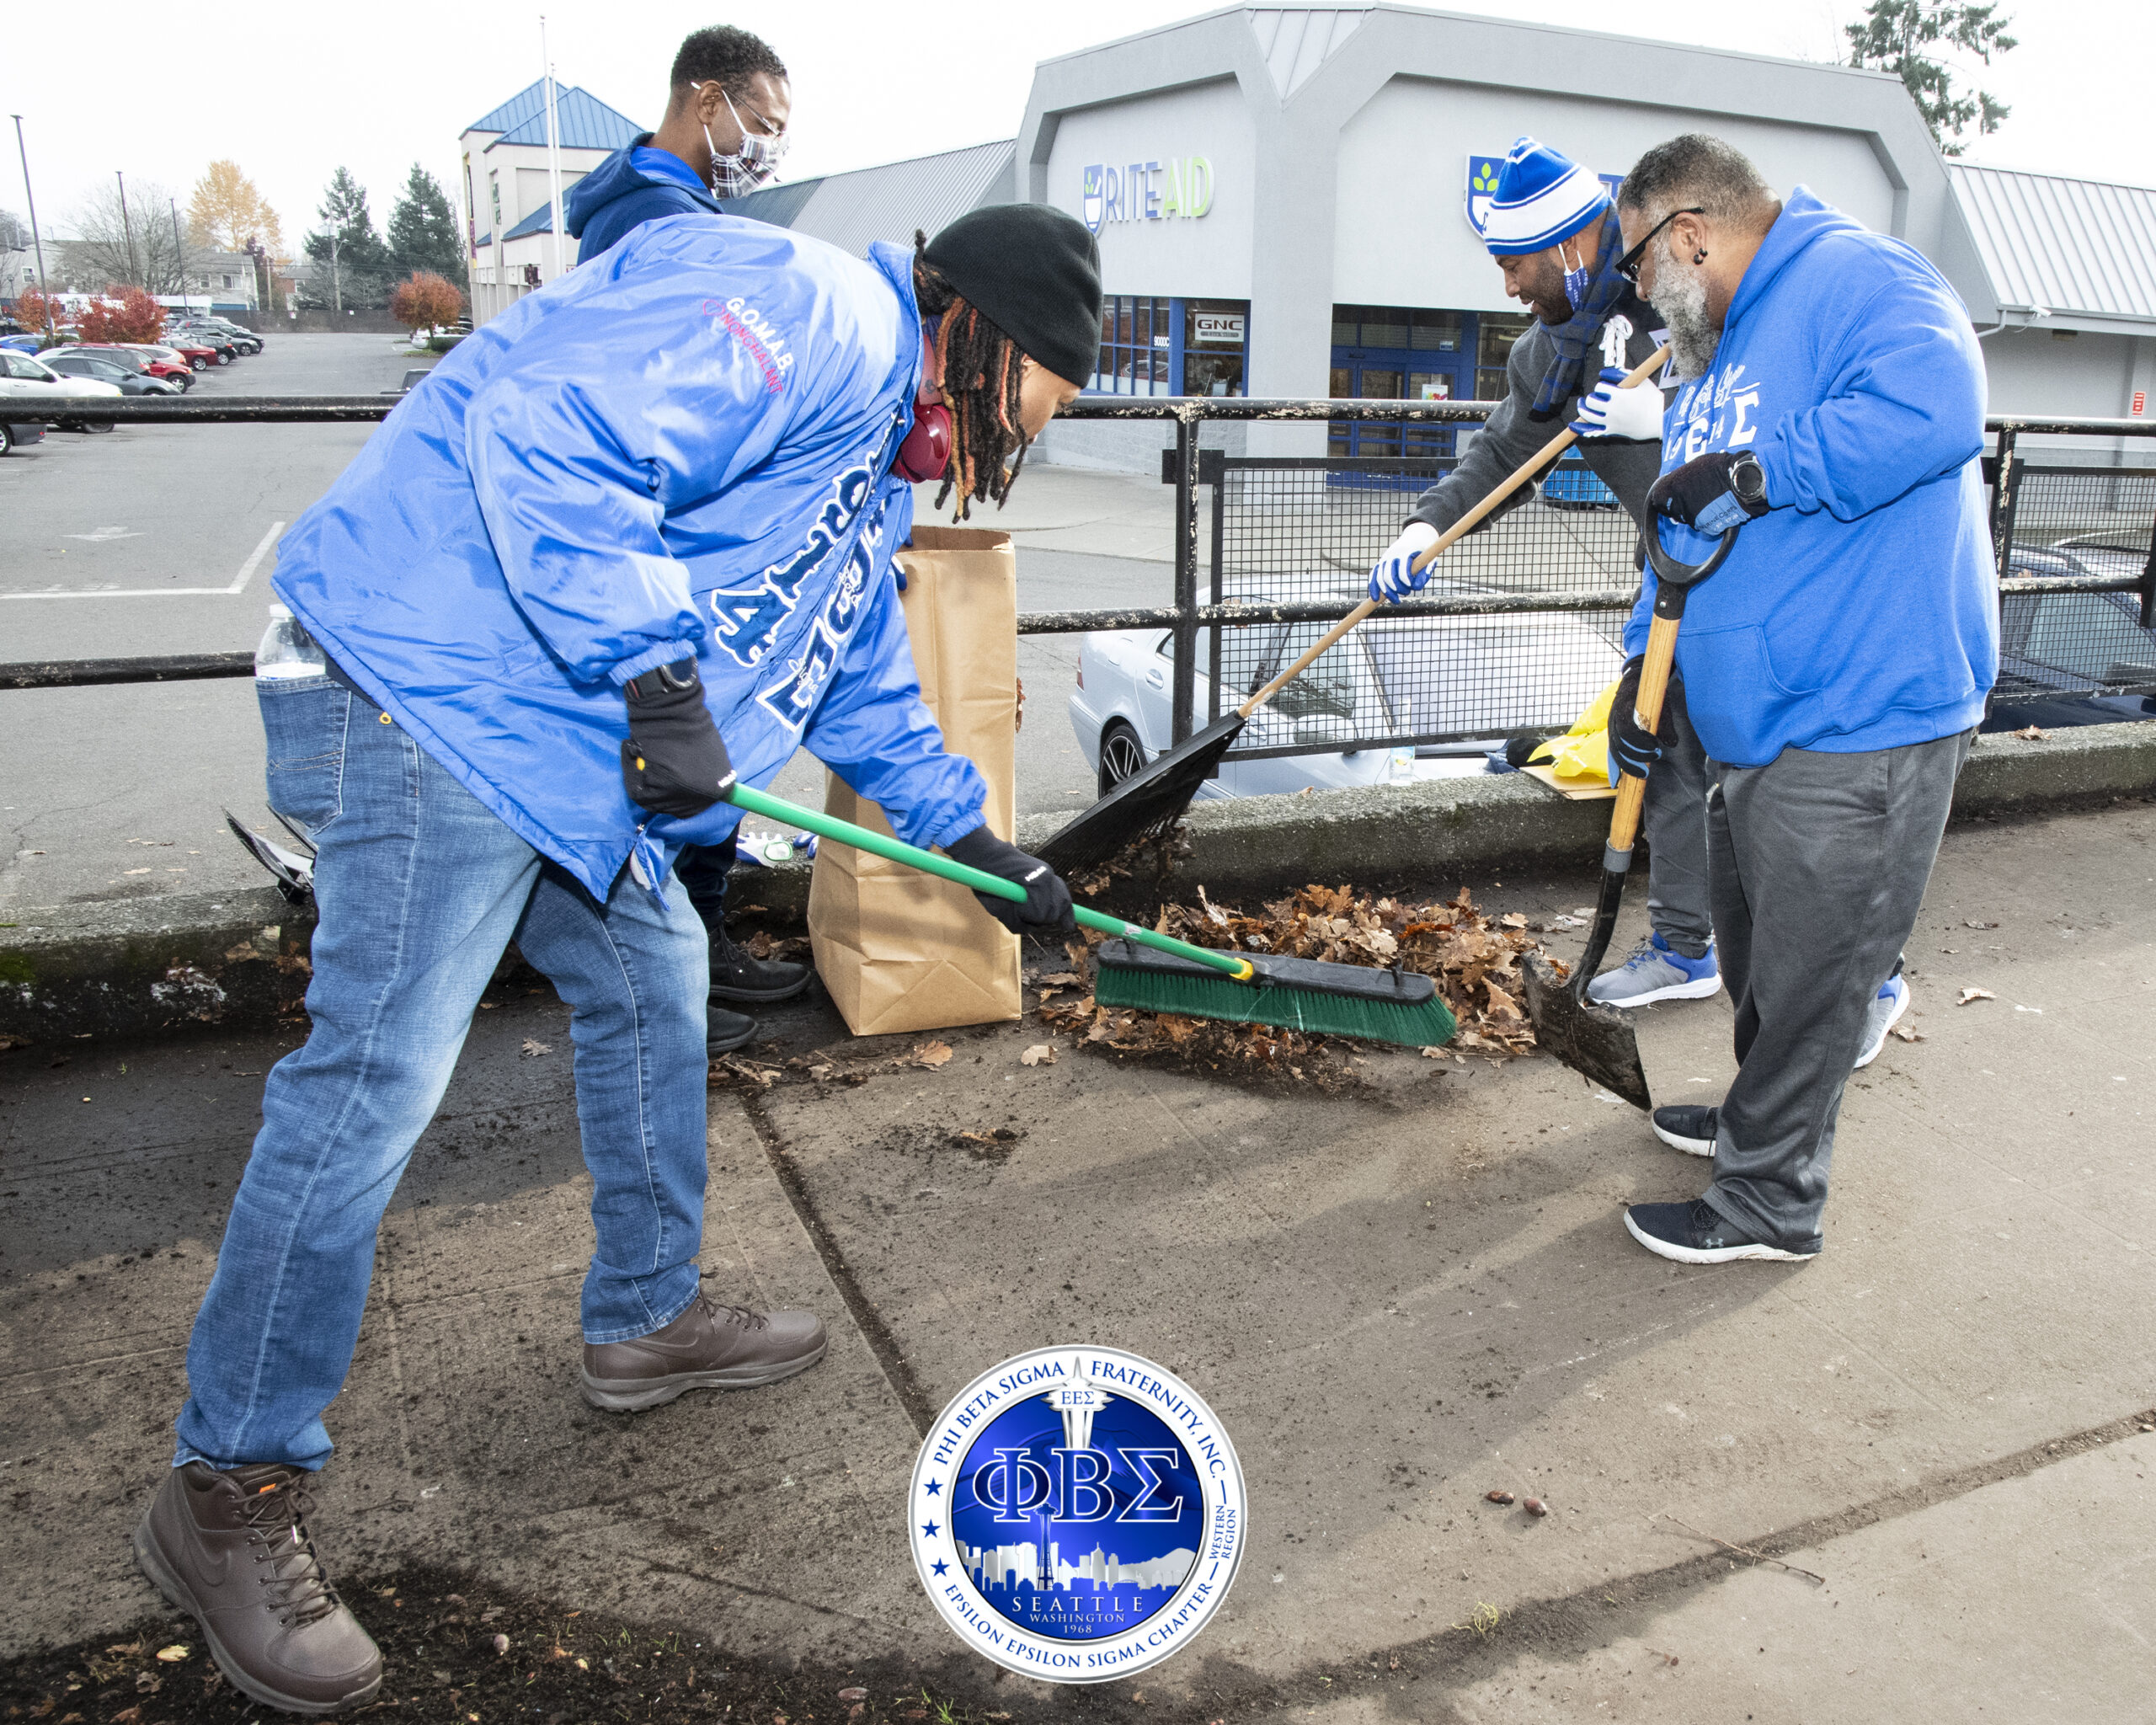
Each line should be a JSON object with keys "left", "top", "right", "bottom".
{"left": 921, "top": 204, "right": 1102, "bottom": 387}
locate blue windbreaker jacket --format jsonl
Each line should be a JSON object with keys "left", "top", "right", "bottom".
{"left": 565, "top": 137, "right": 724, "bottom": 264}
{"left": 1625, "top": 187, "right": 1998, "bottom": 767}
{"left": 272, "top": 216, "right": 986, "bottom": 900}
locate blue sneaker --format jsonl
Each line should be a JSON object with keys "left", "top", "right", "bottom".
{"left": 1853, "top": 974, "right": 1910, "bottom": 1070}
{"left": 1624, "top": 1199, "right": 1818, "bottom": 1265}
{"left": 1586, "top": 932, "right": 1721, "bottom": 1007}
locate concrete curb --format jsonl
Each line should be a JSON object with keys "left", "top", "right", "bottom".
{"left": 6, "top": 721, "right": 2152, "bottom": 1046}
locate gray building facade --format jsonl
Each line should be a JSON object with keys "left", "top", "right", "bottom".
{"left": 734, "top": 3, "right": 2156, "bottom": 472}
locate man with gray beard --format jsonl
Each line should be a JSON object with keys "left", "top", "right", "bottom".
{"left": 1609, "top": 134, "right": 1996, "bottom": 1265}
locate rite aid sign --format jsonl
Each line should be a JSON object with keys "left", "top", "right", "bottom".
{"left": 1083, "top": 158, "right": 1215, "bottom": 233}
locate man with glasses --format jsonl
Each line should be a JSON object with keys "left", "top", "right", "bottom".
{"left": 568, "top": 27, "right": 791, "bottom": 260}
{"left": 568, "top": 24, "right": 807, "bottom": 1053}
{"left": 1610, "top": 133, "right": 1994, "bottom": 1266}
{"left": 1368, "top": 136, "right": 1721, "bottom": 1012}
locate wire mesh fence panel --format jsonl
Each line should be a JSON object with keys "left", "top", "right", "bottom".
{"left": 1994, "top": 463, "right": 2156, "bottom": 705}
{"left": 1209, "top": 458, "right": 1636, "bottom": 751}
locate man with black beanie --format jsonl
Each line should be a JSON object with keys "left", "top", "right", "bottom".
{"left": 137, "top": 201, "right": 1100, "bottom": 1713}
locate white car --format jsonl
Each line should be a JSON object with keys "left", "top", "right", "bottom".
{"left": 1068, "top": 581, "right": 1625, "bottom": 800}
{"left": 0, "top": 347, "right": 125, "bottom": 402}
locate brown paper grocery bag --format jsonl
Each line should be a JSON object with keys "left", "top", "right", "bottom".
{"left": 808, "top": 526, "right": 1021, "bottom": 1035}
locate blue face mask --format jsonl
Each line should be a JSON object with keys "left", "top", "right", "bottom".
{"left": 1563, "top": 259, "right": 1592, "bottom": 311}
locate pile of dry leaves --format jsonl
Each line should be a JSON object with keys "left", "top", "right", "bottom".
{"left": 1036, "top": 883, "right": 1550, "bottom": 1070}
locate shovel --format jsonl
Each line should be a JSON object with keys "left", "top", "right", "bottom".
{"left": 1520, "top": 521, "right": 1739, "bottom": 1110}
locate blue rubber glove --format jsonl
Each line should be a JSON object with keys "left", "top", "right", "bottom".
{"left": 1605, "top": 654, "right": 1673, "bottom": 786}
{"left": 1569, "top": 366, "right": 1664, "bottom": 441}
{"left": 1647, "top": 450, "right": 1770, "bottom": 538}
{"left": 1367, "top": 521, "right": 1440, "bottom": 605}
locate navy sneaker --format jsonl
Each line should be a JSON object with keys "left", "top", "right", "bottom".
{"left": 1853, "top": 974, "right": 1910, "bottom": 1070}
{"left": 1624, "top": 1199, "right": 1817, "bottom": 1264}
{"left": 1651, "top": 1104, "right": 1718, "bottom": 1158}
{"left": 1587, "top": 932, "right": 1721, "bottom": 1007}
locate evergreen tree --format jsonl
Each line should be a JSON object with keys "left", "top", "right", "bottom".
{"left": 387, "top": 164, "right": 467, "bottom": 284}
{"left": 302, "top": 168, "right": 392, "bottom": 309}
{"left": 1845, "top": 1, "right": 2017, "bottom": 156}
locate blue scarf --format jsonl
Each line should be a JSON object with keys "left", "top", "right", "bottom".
{"left": 1528, "top": 209, "right": 1628, "bottom": 424}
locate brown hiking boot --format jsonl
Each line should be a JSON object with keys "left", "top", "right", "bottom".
{"left": 580, "top": 1290, "right": 827, "bottom": 1412}
{"left": 133, "top": 1461, "right": 382, "bottom": 1715}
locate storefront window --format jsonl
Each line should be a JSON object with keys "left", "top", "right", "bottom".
{"left": 1095, "top": 294, "right": 1173, "bottom": 394}
{"left": 1330, "top": 306, "right": 1473, "bottom": 458}
{"left": 1476, "top": 312, "right": 1533, "bottom": 400}
{"left": 1182, "top": 298, "right": 1247, "bottom": 396}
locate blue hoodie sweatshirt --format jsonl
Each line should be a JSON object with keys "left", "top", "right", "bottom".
{"left": 1625, "top": 187, "right": 1997, "bottom": 768}
{"left": 565, "top": 135, "right": 723, "bottom": 264}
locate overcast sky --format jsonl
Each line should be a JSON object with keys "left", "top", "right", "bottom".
{"left": 6, "top": 0, "right": 2145, "bottom": 255}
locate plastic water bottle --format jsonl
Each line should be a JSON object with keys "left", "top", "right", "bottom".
{"left": 254, "top": 604, "right": 326, "bottom": 680}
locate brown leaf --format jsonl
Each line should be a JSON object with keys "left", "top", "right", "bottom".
{"left": 2009, "top": 724, "right": 2047, "bottom": 741}
{"left": 1021, "top": 1044, "right": 1056, "bottom": 1066}
{"left": 1889, "top": 1024, "right": 1924, "bottom": 1043}
{"left": 1956, "top": 986, "right": 1995, "bottom": 1005}
{"left": 911, "top": 1039, "right": 954, "bottom": 1067}
{"left": 1038, "top": 971, "right": 1081, "bottom": 985}
{"left": 520, "top": 1039, "right": 552, "bottom": 1058}
{"left": 155, "top": 1645, "right": 190, "bottom": 1663}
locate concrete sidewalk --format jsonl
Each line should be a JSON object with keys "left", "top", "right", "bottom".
{"left": 2, "top": 798, "right": 2152, "bottom": 1720}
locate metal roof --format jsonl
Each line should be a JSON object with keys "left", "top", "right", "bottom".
{"left": 488, "top": 86, "right": 645, "bottom": 154}
{"left": 723, "top": 140, "right": 1017, "bottom": 257}
{"left": 1951, "top": 163, "right": 2156, "bottom": 326}
{"left": 467, "top": 80, "right": 549, "bottom": 136}
{"left": 500, "top": 201, "right": 556, "bottom": 242}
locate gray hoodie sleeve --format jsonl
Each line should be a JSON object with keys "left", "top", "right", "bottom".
{"left": 1404, "top": 323, "right": 1566, "bottom": 537}
{"left": 1403, "top": 316, "right": 1669, "bottom": 537}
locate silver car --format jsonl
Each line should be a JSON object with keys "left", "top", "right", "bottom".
{"left": 1068, "top": 580, "right": 1625, "bottom": 799}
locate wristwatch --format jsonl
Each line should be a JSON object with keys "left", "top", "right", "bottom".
{"left": 1727, "top": 450, "right": 1769, "bottom": 515}
{"left": 626, "top": 658, "right": 701, "bottom": 702}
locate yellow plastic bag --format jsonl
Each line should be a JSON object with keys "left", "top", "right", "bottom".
{"left": 1529, "top": 676, "right": 1620, "bottom": 788}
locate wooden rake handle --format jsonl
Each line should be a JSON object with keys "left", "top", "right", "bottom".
{"left": 1236, "top": 344, "right": 1672, "bottom": 721}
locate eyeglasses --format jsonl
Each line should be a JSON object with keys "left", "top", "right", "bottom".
{"left": 1615, "top": 207, "right": 1705, "bottom": 286}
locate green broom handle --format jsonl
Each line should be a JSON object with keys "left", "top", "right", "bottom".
{"left": 723, "top": 782, "right": 1257, "bottom": 983}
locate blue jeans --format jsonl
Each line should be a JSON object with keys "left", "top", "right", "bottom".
{"left": 174, "top": 676, "right": 711, "bottom": 1471}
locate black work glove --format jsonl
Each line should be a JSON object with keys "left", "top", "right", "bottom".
{"left": 1609, "top": 654, "right": 1676, "bottom": 783}
{"left": 621, "top": 659, "right": 736, "bottom": 819}
{"left": 944, "top": 825, "right": 1076, "bottom": 937}
{"left": 1646, "top": 450, "right": 1771, "bottom": 537}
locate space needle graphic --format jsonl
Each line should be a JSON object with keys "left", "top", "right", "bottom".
{"left": 1033, "top": 1354, "right": 1113, "bottom": 1590}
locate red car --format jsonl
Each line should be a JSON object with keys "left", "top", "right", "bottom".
{"left": 159, "top": 340, "right": 219, "bottom": 373}
{"left": 78, "top": 343, "right": 195, "bottom": 389}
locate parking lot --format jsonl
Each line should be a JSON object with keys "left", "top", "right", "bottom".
{"left": 0, "top": 336, "right": 1157, "bottom": 915}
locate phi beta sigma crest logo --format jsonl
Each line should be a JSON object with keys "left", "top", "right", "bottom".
{"left": 908, "top": 1346, "right": 1246, "bottom": 1682}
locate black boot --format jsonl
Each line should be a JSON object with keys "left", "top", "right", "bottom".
{"left": 710, "top": 927, "right": 813, "bottom": 1006}
{"left": 707, "top": 1004, "right": 758, "bottom": 1055}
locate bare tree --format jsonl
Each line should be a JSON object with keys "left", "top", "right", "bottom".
{"left": 56, "top": 178, "right": 188, "bottom": 291}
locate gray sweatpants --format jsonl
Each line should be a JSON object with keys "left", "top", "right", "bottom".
{"left": 1703, "top": 730, "right": 1974, "bottom": 1252}
{"left": 1643, "top": 676, "right": 1712, "bottom": 959}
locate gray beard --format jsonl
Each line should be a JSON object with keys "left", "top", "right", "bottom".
{"left": 1648, "top": 251, "right": 1721, "bottom": 380}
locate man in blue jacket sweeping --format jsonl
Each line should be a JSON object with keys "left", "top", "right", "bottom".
{"left": 1608, "top": 135, "right": 1996, "bottom": 1267}
{"left": 132, "top": 202, "right": 1098, "bottom": 1714}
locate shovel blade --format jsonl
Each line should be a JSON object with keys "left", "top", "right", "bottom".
{"left": 1523, "top": 952, "right": 1652, "bottom": 1111}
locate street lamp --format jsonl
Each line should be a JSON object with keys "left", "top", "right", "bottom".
{"left": 169, "top": 197, "right": 188, "bottom": 305}
{"left": 10, "top": 114, "right": 54, "bottom": 339}
{"left": 117, "top": 168, "right": 140, "bottom": 286}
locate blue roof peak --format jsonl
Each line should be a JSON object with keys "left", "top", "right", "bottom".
{"left": 485, "top": 85, "right": 645, "bottom": 154}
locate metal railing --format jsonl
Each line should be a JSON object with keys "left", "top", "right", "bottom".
{"left": 3, "top": 398, "right": 2153, "bottom": 742}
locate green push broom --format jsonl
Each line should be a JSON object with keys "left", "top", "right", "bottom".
{"left": 724, "top": 783, "right": 1458, "bottom": 1048}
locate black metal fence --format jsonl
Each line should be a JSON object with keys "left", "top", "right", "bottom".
{"left": 4, "top": 398, "right": 2153, "bottom": 754}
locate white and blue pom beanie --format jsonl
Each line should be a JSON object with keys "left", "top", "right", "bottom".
{"left": 1477, "top": 136, "right": 1611, "bottom": 257}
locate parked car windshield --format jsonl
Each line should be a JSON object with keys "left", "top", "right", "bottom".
{"left": 2, "top": 351, "right": 55, "bottom": 379}
{"left": 2020, "top": 592, "right": 2156, "bottom": 683}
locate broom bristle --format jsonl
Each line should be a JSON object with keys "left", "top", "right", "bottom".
{"left": 1094, "top": 948, "right": 1458, "bottom": 1049}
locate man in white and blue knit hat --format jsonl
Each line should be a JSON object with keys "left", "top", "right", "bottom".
{"left": 1369, "top": 136, "right": 1728, "bottom": 1017}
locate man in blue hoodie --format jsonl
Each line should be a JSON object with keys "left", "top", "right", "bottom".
{"left": 566, "top": 25, "right": 791, "bottom": 261}
{"left": 566, "top": 24, "right": 802, "bottom": 1049}
{"left": 1607, "top": 135, "right": 1996, "bottom": 1267}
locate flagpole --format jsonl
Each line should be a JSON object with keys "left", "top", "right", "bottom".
{"left": 10, "top": 115, "right": 54, "bottom": 338}
{"left": 540, "top": 16, "right": 566, "bottom": 283}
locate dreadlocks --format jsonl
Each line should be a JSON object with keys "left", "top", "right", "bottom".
{"left": 913, "top": 232, "right": 1031, "bottom": 521}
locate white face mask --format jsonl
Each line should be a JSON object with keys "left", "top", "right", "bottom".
{"left": 693, "top": 83, "right": 787, "bottom": 197}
